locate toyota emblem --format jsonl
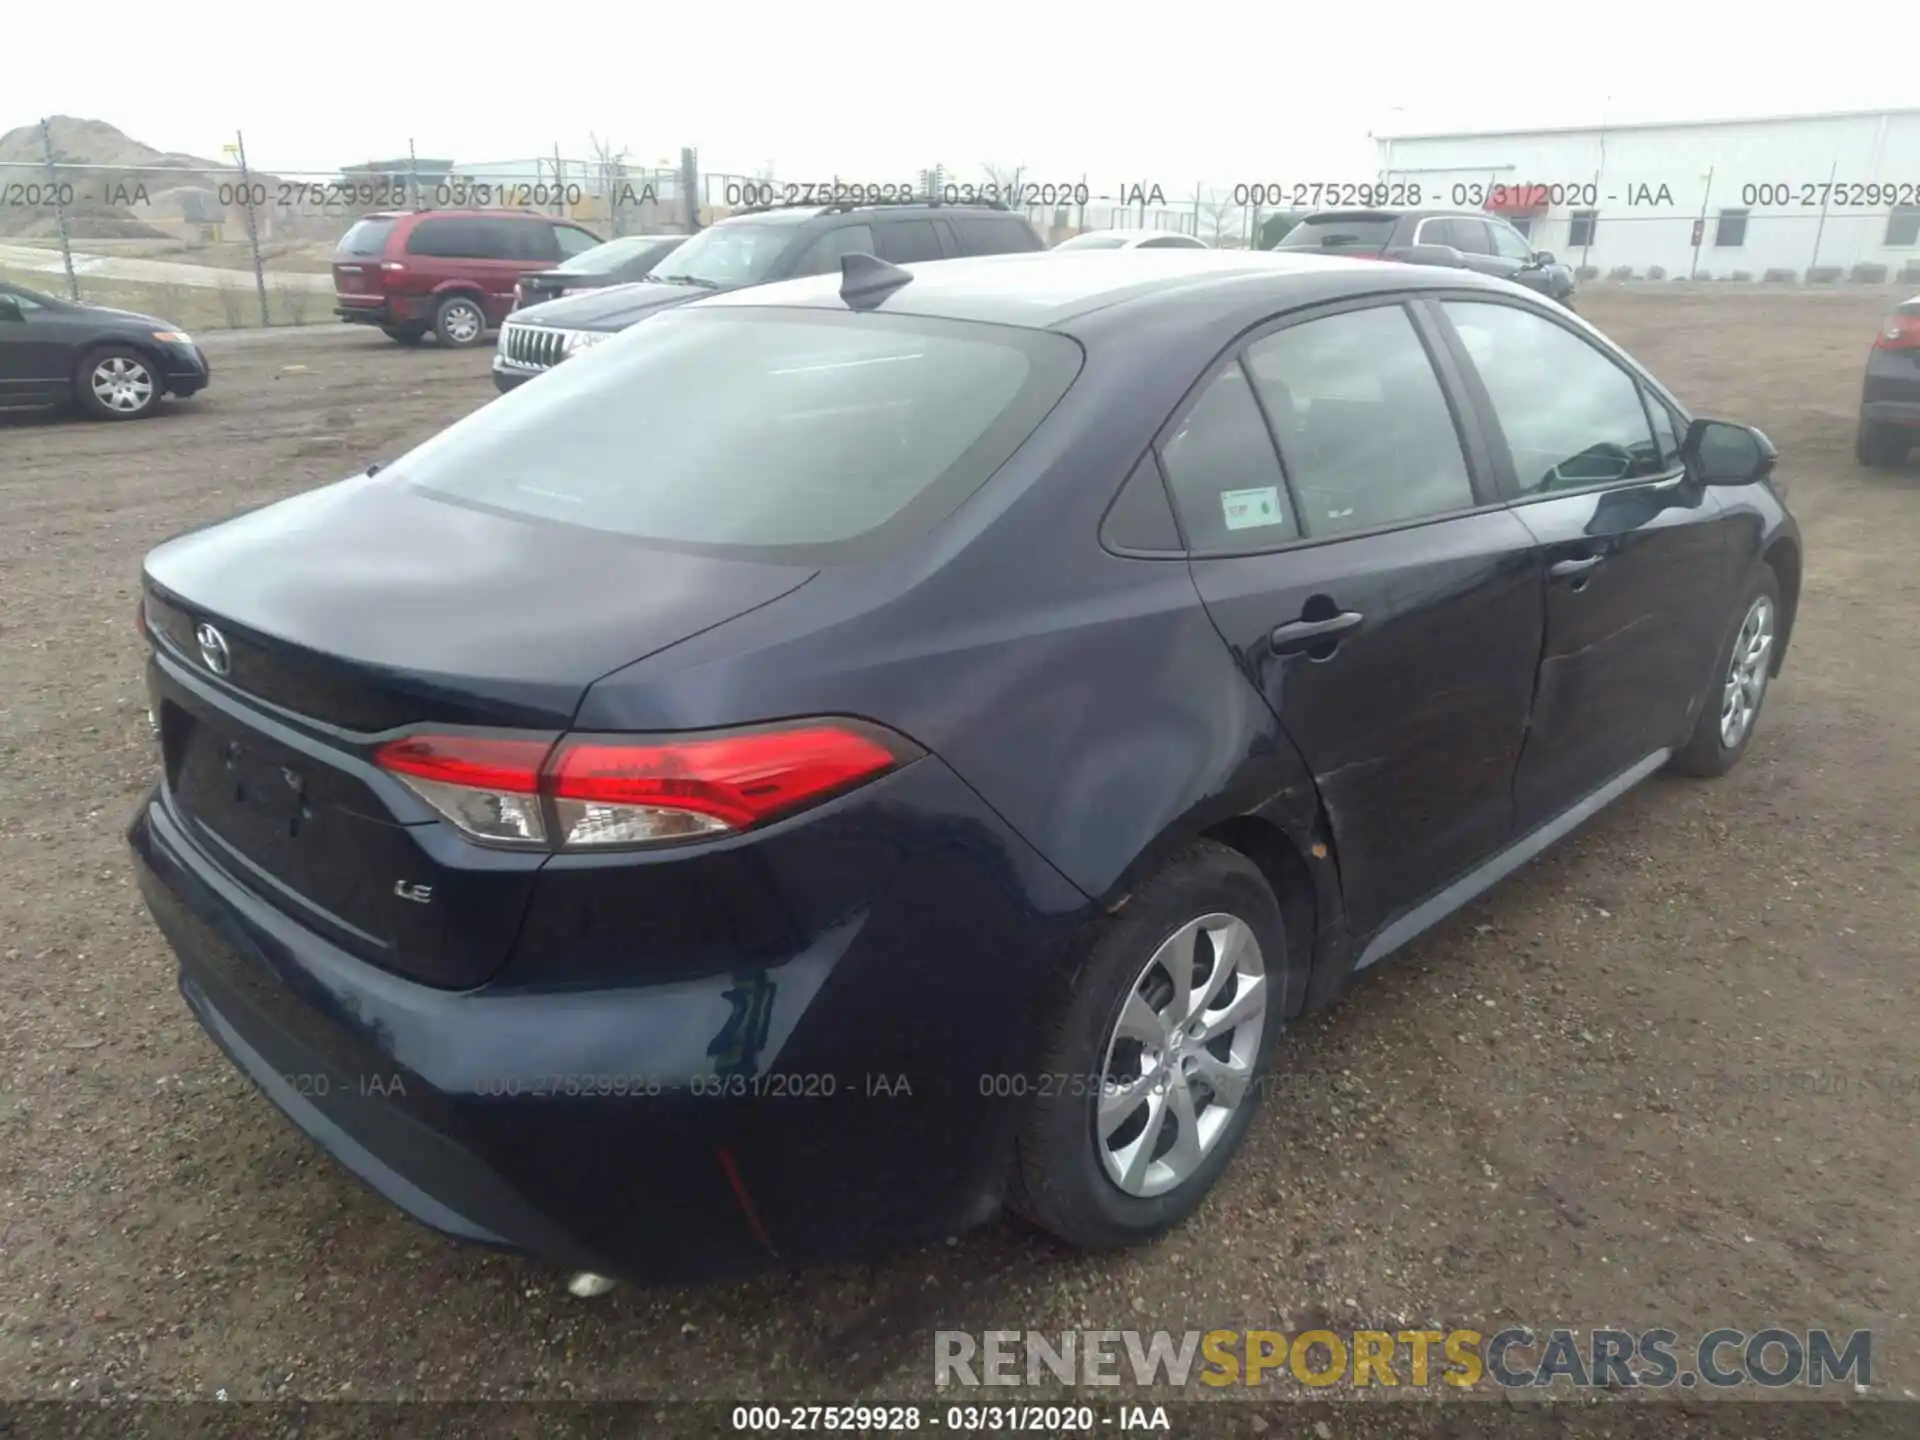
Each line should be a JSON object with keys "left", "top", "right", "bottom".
{"left": 195, "top": 622, "right": 232, "bottom": 676}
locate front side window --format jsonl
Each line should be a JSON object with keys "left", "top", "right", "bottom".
{"left": 1488, "top": 222, "right": 1534, "bottom": 260}
{"left": 1246, "top": 304, "right": 1476, "bottom": 536}
{"left": 554, "top": 225, "right": 602, "bottom": 259}
{"left": 398, "top": 309, "right": 1082, "bottom": 559}
{"left": 876, "top": 219, "right": 942, "bottom": 264}
{"left": 791, "top": 224, "right": 877, "bottom": 276}
{"left": 1158, "top": 363, "right": 1299, "bottom": 553}
{"left": 1443, "top": 300, "right": 1664, "bottom": 495}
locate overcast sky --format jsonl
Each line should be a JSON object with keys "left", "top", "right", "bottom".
{"left": 10, "top": 4, "right": 1906, "bottom": 185}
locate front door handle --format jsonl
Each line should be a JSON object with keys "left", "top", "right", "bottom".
{"left": 1548, "top": 554, "right": 1604, "bottom": 585}
{"left": 1270, "top": 610, "right": 1364, "bottom": 655}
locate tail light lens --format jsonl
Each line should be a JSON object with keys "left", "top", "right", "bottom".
{"left": 1875, "top": 313, "right": 1920, "bottom": 350}
{"left": 373, "top": 720, "right": 916, "bottom": 851}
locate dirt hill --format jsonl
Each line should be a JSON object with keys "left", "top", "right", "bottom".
{"left": 0, "top": 117, "right": 240, "bottom": 238}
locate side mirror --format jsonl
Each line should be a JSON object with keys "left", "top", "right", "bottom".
{"left": 1683, "top": 419, "right": 1777, "bottom": 485}
{"left": 0, "top": 297, "right": 23, "bottom": 322}
{"left": 1396, "top": 243, "right": 1467, "bottom": 268}
{"left": 1531, "top": 250, "right": 1556, "bottom": 267}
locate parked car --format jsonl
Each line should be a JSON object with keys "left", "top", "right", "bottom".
{"left": 1856, "top": 293, "right": 1920, "bottom": 468}
{"left": 492, "top": 199, "right": 1042, "bottom": 391}
{"left": 131, "top": 250, "right": 1799, "bottom": 1286}
{"left": 1052, "top": 228, "right": 1210, "bottom": 251}
{"left": 331, "top": 209, "right": 605, "bottom": 348}
{"left": 513, "top": 234, "right": 689, "bottom": 312}
{"left": 0, "top": 279, "right": 209, "bottom": 420}
{"left": 1277, "top": 208, "right": 1577, "bottom": 308}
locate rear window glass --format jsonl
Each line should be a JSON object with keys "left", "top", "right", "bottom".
{"left": 335, "top": 218, "right": 397, "bottom": 257}
{"left": 556, "top": 236, "right": 678, "bottom": 275}
{"left": 399, "top": 309, "right": 1083, "bottom": 561}
{"left": 1276, "top": 216, "right": 1398, "bottom": 251}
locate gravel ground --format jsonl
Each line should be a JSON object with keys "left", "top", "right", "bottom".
{"left": 0, "top": 290, "right": 1915, "bottom": 1435}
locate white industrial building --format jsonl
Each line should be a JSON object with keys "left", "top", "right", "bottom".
{"left": 1376, "top": 107, "right": 1920, "bottom": 282}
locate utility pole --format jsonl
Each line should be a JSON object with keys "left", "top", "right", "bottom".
{"left": 234, "top": 130, "right": 271, "bottom": 327}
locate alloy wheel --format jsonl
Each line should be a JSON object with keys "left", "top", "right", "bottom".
{"left": 441, "top": 302, "right": 482, "bottom": 345}
{"left": 1719, "top": 595, "right": 1774, "bottom": 749}
{"left": 1095, "top": 913, "right": 1267, "bottom": 1198}
{"left": 92, "top": 356, "right": 154, "bottom": 413}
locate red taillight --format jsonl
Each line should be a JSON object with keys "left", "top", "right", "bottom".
{"left": 373, "top": 721, "right": 911, "bottom": 850}
{"left": 1875, "top": 313, "right": 1920, "bottom": 350}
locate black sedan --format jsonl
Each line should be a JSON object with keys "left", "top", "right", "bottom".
{"left": 129, "top": 251, "right": 1798, "bottom": 1287}
{"left": 0, "top": 280, "right": 210, "bottom": 419}
{"left": 1856, "top": 293, "right": 1920, "bottom": 467}
{"left": 512, "top": 233, "right": 688, "bottom": 312}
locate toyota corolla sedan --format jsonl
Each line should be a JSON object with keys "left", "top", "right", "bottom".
{"left": 130, "top": 250, "right": 1800, "bottom": 1286}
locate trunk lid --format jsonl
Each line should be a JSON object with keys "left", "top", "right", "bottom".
{"left": 142, "top": 469, "right": 817, "bottom": 987}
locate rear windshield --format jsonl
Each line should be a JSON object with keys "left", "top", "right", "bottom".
{"left": 399, "top": 309, "right": 1083, "bottom": 561}
{"left": 556, "top": 235, "right": 678, "bottom": 275}
{"left": 335, "top": 218, "right": 397, "bottom": 257}
{"left": 1276, "top": 216, "right": 1398, "bottom": 250}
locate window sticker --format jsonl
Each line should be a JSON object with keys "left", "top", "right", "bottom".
{"left": 1221, "top": 486, "right": 1287, "bottom": 531}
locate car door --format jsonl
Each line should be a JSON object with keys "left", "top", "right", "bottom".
{"left": 1484, "top": 218, "right": 1550, "bottom": 292}
{"left": 1166, "top": 298, "right": 1545, "bottom": 938}
{"left": 0, "top": 287, "right": 65, "bottom": 402}
{"left": 493, "top": 219, "right": 563, "bottom": 322}
{"left": 1431, "top": 296, "right": 1738, "bottom": 831}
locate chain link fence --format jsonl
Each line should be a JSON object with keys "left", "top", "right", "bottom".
{"left": 6, "top": 118, "right": 1916, "bottom": 330}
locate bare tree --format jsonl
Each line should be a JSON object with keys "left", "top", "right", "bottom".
{"left": 588, "top": 131, "right": 631, "bottom": 235}
{"left": 1200, "top": 192, "right": 1238, "bottom": 247}
{"left": 980, "top": 162, "right": 1026, "bottom": 209}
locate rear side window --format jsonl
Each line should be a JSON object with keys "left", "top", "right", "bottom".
{"left": 791, "top": 224, "right": 876, "bottom": 276}
{"left": 1443, "top": 300, "right": 1663, "bottom": 494}
{"left": 1276, "top": 215, "right": 1398, "bottom": 251}
{"left": 1246, "top": 305, "right": 1476, "bottom": 536}
{"left": 335, "top": 218, "right": 397, "bottom": 257}
{"left": 399, "top": 309, "right": 1083, "bottom": 560}
{"left": 952, "top": 216, "right": 1041, "bottom": 255}
{"left": 406, "top": 217, "right": 512, "bottom": 259}
{"left": 1159, "top": 363, "right": 1300, "bottom": 553}
{"left": 876, "top": 219, "right": 943, "bottom": 264}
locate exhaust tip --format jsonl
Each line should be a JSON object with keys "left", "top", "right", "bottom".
{"left": 567, "top": 1271, "right": 619, "bottom": 1298}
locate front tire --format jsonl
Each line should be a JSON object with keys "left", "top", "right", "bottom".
{"left": 75, "top": 346, "right": 161, "bottom": 420}
{"left": 1009, "top": 841, "right": 1288, "bottom": 1250}
{"left": 1855, "top": 418, "right": 1912, "bottom": 468}
{"left": 1668, "top": 566, "right": 1781, "bottom": 778}
{"left": 432, "top": 294, "right": 488, "bottom": 348}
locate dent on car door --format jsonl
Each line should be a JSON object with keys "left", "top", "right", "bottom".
{"left": 1169, "top": 299, "right": 1544, "bottom": 938}
{"left": 1431, "top": 297, "right": 1736, "bottom": 830}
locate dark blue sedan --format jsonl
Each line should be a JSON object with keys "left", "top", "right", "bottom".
{"left": 130, "top": 249, "right": 1801, "bottom": 1285}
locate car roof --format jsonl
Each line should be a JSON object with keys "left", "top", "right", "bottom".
{"left": 691, "top": 248, "right": 1523, "bottom": 329}
{"left": 714, "top": 202, "right": 1027, "bottom": 229}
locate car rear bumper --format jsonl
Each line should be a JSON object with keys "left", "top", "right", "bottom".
{"left": 1860, "top": 398, "right": 1920, "bottom": 428}
{"left": 129, "top": 757, "right": 1091, "bottom": 1283}
{"left": 334, "top": 296, "right": 426, "bottom": 327}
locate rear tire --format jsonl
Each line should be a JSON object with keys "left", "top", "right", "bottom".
{"left": 1668, "top": 566, "right": 1781, "bottom": 779}
{"left": 1008, "top": 841, "right": 1289, "bottom": 1250}
{"left": 74, "top": 345, "right": 161, "bottom": 420}
{"left": 432, "top": 295, "right": 488, "bottom": 348}
{"left": 1855, "top": 418, "right": 1912, "bottom": 468}
{"left": 381, "top": 325, "right": 427, "bottom": 346}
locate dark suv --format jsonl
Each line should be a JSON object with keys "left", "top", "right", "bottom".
{"left": 492, "top": 200, "right": 1043, "bottom": 390}
{"left": 1278, "top": 208, "right": 1577, "bottom": 308}
{"left": 1856, "top": 293, "right": 1920, "bottom": 468}
{"left": 333, "top": 210, "right": 605, "bottom": 347}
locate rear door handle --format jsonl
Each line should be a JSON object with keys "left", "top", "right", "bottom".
{"left": 1270, "top": 610, "right": 1364, "bottom": 654}
{"left": 1548, "top": 554, "right": 1604, "bottom": 584}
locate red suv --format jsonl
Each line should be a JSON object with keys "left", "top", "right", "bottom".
{"left": 332, "top": 210, "right": 604, "bottom": 347}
